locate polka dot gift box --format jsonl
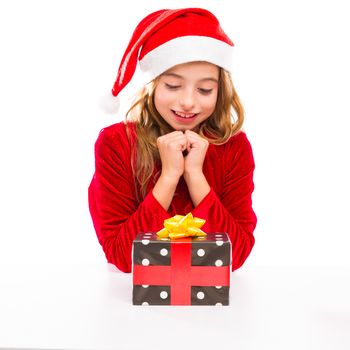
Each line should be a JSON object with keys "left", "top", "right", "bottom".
{"left": 132, "top": 232, "right": 231, "bottom": 305}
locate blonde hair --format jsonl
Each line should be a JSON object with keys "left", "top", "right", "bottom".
{"left": 125, "top": 67, "right": 245, "bottom": 202}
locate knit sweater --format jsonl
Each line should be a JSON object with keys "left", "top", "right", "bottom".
{"left": 88, "top": 122, "right": 257, "bottom": 273}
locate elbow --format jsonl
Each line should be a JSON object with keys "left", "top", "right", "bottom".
{"left": 101, "top": 235, "right": 132, "bottom": 273}
{"left": 231, "top": 226, "right": 255, "bottom": 271}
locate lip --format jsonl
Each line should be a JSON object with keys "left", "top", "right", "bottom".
{"left": 172, "top": 110, "right": 199, "bottom": 123}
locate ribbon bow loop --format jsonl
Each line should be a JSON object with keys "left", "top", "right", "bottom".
{"left": 156, "top": 213, "right": 206, "bottom": 239}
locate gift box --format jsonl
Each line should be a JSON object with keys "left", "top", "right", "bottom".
{"left": 132, "top": 232, "right": 231, "bottom": 305}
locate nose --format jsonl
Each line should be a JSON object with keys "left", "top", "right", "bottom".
{"left": 179, "top": 89, "right": 195, "bottom": 110}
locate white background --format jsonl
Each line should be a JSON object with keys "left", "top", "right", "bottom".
{"left": 0, "top": 0, "right": 349, "bottom": 270}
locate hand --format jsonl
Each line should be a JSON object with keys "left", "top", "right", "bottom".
{"left": 183, "top": 130, "right": 209, "bottom": 178}
{"left": 156, "top": 131, "right": 188, "bottom": 180}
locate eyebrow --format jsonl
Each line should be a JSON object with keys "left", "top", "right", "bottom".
{"left": 163, "top": 72, "right": 218, "bottom": 83}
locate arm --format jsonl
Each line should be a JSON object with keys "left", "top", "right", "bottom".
{"left": 191, "top": 132, "right": 257, "bottom": 271}
{"left": 152, "top": 175, "right": 179, "bottom": 211}
{"left": 88, "top": 126, "right": 171, "bottom": 273}
{"left": 152, "top": 130, "right": 188, "bottom": 210}
{"left": 183, "top": 129, "right": 211, "bottom": 206}
{"left": 183, "top": 172, "right": 210, "bottom": 207}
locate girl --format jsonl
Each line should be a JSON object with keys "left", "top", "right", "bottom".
{"left": 88, "top": 8, "right": 257, "bottom": 273}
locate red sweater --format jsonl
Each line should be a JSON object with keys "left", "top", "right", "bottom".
{"left": 88, "top": 122, "right": 257, "bottom": 273}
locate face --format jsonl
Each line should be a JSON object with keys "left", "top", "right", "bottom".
{"left": 154, "top": 61, "right": 219, "bottom": 131}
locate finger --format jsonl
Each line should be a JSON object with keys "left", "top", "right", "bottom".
{"left": 157, "top": 134, "right": 186, "bottom": 148}
{"left": 158, "top": 137, "right": 188, "bottom": 154}
{"left": 187, "top": 140, "right": 191, "bottom": 152}
{"left": 162, "top": 130, "right": 184, "bottom": 139}
{"left": 186, "top": 134, "right": 206, "bottom": 146}
{"left": 184, "top": 129, "right": 196, "bottom": 135}
{"left": 158, "top": 131, "right": 186, "bottom": 143}
{"left": 185, "top": 130, "right": 206, "bottom": 141}
{"left": 184, "top": 130, "right": 200, "bottom": 138}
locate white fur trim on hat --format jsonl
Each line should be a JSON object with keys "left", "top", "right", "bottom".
{"left": 139, "top": 36, "right": 233, "bottom": 81}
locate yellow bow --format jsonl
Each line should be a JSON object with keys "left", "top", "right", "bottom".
{"left": 156, "top": 213, "right": 206, "bottom": 239}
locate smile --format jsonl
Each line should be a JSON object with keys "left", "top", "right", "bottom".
{"left": 172, "top": 110, "right": 198, "bottom": 119}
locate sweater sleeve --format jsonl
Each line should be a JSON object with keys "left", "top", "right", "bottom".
{"left": 88, "top": 126, "right": 171, "bottom": 273}
{"left": 191, "top": 132, "right": 257, "bottom": 271}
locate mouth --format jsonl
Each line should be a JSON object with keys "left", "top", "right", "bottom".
{"left": 172, "top": 110, "right": 199, "bottom": 121}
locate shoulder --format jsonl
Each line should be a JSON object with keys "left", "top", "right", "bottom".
{"left": 93, "top": 121, "right": 137, "bottom": 162}
{"left": 229, "top": 129, "right": 251, "bottom": 144}
{"left": 217, "top": 129, "right": 255, "bottom": 169}
{"left": 94, "top": 121, "right": 137, "bottom": 151}
{"left": 96, "top": 121, "right": 135, "bottom": 144}
{"left": 222, "top": 129, "right": 253, "bottom": 155}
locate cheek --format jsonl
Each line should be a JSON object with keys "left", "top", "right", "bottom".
{"left": 201, "top": 94, "right": 218, "bottom": 113}
{"left": 154, "top": 93, "right": 163, "bottom": 115}
{"left": 154, "top": 89, "right": 160, "bottom": 107}
{"left": 154, "top": 90, "right": 170, "bottom": 112}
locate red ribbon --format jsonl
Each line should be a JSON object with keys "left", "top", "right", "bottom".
{"left": 133, "top": 238, "right": 230, "bottom": 305}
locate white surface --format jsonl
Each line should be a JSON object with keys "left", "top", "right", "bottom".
{"left": 0, "top": 263, "right": 349, "bottom": 350}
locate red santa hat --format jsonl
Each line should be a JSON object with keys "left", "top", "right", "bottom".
{"left": 102, "top": 8, "right": 234, "bottom": 113}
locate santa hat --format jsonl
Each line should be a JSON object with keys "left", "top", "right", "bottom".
{"left": 101, "top": 8, "right": 234, "bottom": 113}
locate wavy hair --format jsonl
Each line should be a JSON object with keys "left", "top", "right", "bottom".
{"left": 125, "top": 66, "right": 245, "bottom": 202}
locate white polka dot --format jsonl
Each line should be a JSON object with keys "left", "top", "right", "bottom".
{"left": 160, "top": 248, "right": 168, "bottom": 256}
{"left": 142, "top": 285, "right": 149, "bottom": 288}
{"left": 160, "top": 291, "right": 168, "bottom": 299}
{"left": 215, "top": 302, "right": 223, "bottom": 306}
{"left": 142, "top": 239, "right": 150, "bottom": 245}
{"left": 197, "top": 291, "right": 205, "bottom": 300}
{"left": 144, "top": 232, "right": 152, "bottom": 235}
{"left": 215, "top": 234, "right": 222, "bottom": 238}
{"left": 215, "top": 259, "right": 223, "bottom": 267}
{"left": 142, "top": 302, "right": 149, "bottom": 306}
{"left": 215, "top": 286, "right": 222, "bottom": 289}
{"left": 142, "top": 258, "right": 150, "bottom": 266}
{"left": 197, "top": 248, "right": 205, "bottom": 257}
{"left": 216, "top": 240, "right": 224, "bottom": 246}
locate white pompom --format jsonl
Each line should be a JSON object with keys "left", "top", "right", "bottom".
{"left": 98, "top": 93, "right": 120, "bottom": 114}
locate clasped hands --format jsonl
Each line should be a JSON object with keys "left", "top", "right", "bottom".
{"left": 156, "top": 129, "right": 209, "bottom": 181}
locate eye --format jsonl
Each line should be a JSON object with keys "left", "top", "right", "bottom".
{"left": 198, "top": 88, "right": 213, "bottom": 95}
{"left": 165, "top": 83, "right": 181, "bottom": 90}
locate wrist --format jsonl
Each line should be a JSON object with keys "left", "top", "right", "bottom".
{"left": 183, "top": 171, "right": 210, "bottom": 207}
{"left": 183, "top": 170, "right": 204, "bottom": 183}
{"left": 159, "top": 173, "right": 181, "bottom": 187}
{"left": 152, "top": 174, "right": 180, "bottom": 212}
